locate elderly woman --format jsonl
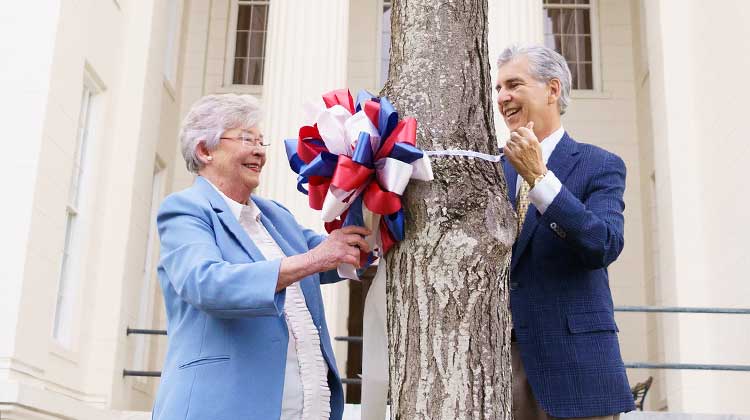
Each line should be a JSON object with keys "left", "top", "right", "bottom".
{"left": 152, "top": 94, "right": 369, "bottom": 420}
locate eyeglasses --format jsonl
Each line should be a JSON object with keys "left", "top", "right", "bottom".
{"left": 219, "top": 133, "right": 270, "bottom": 148}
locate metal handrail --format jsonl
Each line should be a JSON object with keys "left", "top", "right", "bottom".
{"left": 127, "top": 327, "right": 167, "bottom": 335}
{"left": 625, "top": 363, "right": 750, "bottom": 371}
{"left": 615, "top": 306, "right": 750, "bottom": 314}
{"left": 123, "top": 370, "right": 161, "bottom": 377}
{"left": 334, "top": 336, "right": 363, "bottom": 343}
{"left": 124, "top": 306, "right": 750, "bottom": 378}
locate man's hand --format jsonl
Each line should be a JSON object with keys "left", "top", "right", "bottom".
{"left": 308, "top": 225, "right": 372, "bottom": 272}
{"left": 504, "top": 121, "right": 547, "bottom": 186}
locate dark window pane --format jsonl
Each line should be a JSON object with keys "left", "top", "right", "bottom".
{"left": 554, "top": 34, "right": 562, "bottom": 54}
{"left": 579, "top": 62, "right": 593, "bottom": 89}
{"left": 569, "top": 61, "right": 579, "bottom": 89}
{"left": 561, "top": 9, "right": 575, "bottom": 35}
{"left": 546, "top": 0, "right": 561, "bottom": 4}
{"left": 544, "top": 33, "right": 556, "bottom": 50}
{"left": 233, "top": 58, "right": 247, "bottom": 84}
{"left": 561, "top": 35, "right": 577, "bottom": 62}
{"left": 234, "top": 31, "right": 249, "bottom": 58}
{"left": 580, "top": 35, "right": 592, "bottom": 61}
{"left": 237, "top": 5, "right": 251, "bottom": 30}
{"left": 248, "top": 31, "right": 265, "bottom": 58}
{"left": 575, "top": 9, "right": 591, "bottom": 34}
{"left": 544, "top": 9, "right": 560, "bottom": 35}
{"left": 562, "top": 0, "right": 575, "bottom": 4}
{"left": 251, "top": 5, "right": 268, "bottom": 31}
{"left": 576, "top": 0, "right": 590, "bottom": 4}
{"left": 248, "top": 59, "right": 263, "bottom": 85}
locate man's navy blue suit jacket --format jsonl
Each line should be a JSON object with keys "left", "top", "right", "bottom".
{"left": 502, "top": 133, "right": 636, "bottom": 417}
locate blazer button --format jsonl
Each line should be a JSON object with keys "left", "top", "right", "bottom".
{"left": 510, "top": 281, "right": 519, "bottom": 291}
{"left": 550, "top": 222, "right": 557, "bottom": 229}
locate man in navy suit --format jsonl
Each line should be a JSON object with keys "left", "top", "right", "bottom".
{"left": 496, "top": 45, "right": 635, "bottom": 419}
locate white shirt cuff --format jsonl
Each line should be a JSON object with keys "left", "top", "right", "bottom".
{"left": 528, "top": 170, "right": 562, "bottom": 214}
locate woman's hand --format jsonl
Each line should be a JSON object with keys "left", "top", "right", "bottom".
{"left": 308, "top": 225, "right": 371, "bottom": 271}
{"left": 277, "top": 225, "right": 371, "bottom": 291}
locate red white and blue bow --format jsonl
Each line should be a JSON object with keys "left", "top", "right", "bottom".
{"left": 285, "top": 89, "right": 433, "bottom": 279}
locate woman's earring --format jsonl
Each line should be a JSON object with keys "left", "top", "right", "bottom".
{"left": 206, "top": 156, "right": 213, "bottom": 161}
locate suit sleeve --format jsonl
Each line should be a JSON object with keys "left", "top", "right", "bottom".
{"left": 157, "top": 195, "right": 285, "bottom": 319}
{"left": 540, "top": 152, "right": 626, "bottom": 269}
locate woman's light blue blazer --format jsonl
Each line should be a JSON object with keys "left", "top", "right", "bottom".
{"left": 151, "top": 176, "right": 344, "bottom": 420}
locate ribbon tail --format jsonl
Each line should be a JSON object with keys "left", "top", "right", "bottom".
{"left": 337, "top": 264, "right": 359, "bottom": 281}
{"left": 361, "top": 261, "right": 389, "bottom": 420}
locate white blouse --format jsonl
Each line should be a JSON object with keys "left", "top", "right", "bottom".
{"left": 208, "top": 182, "right": 331, "bottom": 420}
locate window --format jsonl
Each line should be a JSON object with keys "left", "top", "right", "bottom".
{"left": 231, "top": 0, "right": 270, "bottom": 85}
{"left": 133, "top": 161, "right": 166, "bottom": 375}
{"left": 53, "top": 79, "right": 100, "bottom": 347}
{"left": 542, "top": 0, "right": 598, "bottom": 90}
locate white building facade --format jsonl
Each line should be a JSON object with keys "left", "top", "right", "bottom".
{"left": 0, "top": 0, "right": 748, "bottom": 418}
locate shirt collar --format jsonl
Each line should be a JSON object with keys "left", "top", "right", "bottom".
{"left": 540, "top": 125, "right": 565, "bottom": 164}
{"left": 204, "top": 178, "right": 261, "bottom": 222}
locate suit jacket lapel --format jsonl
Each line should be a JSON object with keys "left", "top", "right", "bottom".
{"left": 502, "top": 157, "right": 519, "bottom": 210}
{"left": 510, "top": 133, "right": 580, "bottom": 272}
{"left": 546, "top": 133, "right": 580, "bottom": 186}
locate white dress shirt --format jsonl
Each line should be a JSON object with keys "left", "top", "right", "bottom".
{"left": 207, "top": 181, "right": 331, "bottom": 420}
{"left": 514, "top": 126, "right": 565, "bottom": 214}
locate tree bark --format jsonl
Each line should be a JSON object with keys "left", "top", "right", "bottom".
{"left": 383, "top": 1, "right": 516, "bottom": 419}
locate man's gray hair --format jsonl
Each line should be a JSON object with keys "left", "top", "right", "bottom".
{"left": 179, "top": 94, "right": 263, "bottom": 173}
{"left": 497, "top": 45, "right": 572, "bottom": 115}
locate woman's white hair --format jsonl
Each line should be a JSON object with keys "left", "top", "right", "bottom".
{"left": 179, "top": 94, "right": 263, "bottom": 173}
{"left": 497, "top": 45, "right": 572, "bottom": 115}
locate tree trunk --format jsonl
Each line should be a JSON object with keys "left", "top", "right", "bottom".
{"left": 383, "top": 1, "right": 516, "bottom": 419}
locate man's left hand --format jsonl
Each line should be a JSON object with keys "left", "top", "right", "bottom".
{"left": 504, "top": 121, "right": 547, "bottom": 186}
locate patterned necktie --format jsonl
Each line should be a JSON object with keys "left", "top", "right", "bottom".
{"left": 517, "top": 179, "right": 531, "bottom": 233}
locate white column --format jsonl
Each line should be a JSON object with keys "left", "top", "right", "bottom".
{"left": 260, "top": 0, "right": 349, "bottom": 231}
{"left": 259, "top": 0, "right": 351, "bottom": 379}
{"left": 644, "top": 0, "right": 750, "bottom": 413}
{"left": 0, "top": 0, "right": 61, "bottom": 365}
{"left": 488, "top": 0, "right": 544, "bottom": 143}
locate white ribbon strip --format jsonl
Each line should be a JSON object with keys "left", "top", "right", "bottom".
{"left": 409, "top": 155, "right": 434, "bottom": 181}
{"left": 321, "top": 184, "right": 368, "bottom": 223}
{"left": 425, "top": 149, "right": 504, "bottom": 162}
{"left": 345, "top": 111, "right": 382, "bottom": 153}
{"left": 361, "top": 260, "right": 389, "bottom": 420}
{"left": 317, "top": 105, "right": 354, "bottom": 156}
{"left": 376, "top": 157, "right": 413, "bottom": 195}
{"left": 337, "top": 263, "right": 359, "bottom": 282}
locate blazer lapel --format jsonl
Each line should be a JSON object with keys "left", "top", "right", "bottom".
{"left": 502, "top": 156, "right": 519, "bottom": 210}
{"left": 195, "top": 177, "right": 267, "bottom": 263}
{"left": 510, "top": 133, "right": 580, "bottom": 272}
{"left": 545, "top": 133, "right": 580, "bottom": 186}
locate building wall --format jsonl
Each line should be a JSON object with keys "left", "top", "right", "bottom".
{"left": 630, "top": 0, "right": 667, "bottom": 410}
{"left": 642, "top": 0, "right": 750, "bottom": 413}
{"left": 0, "top": 0, "right": 184, "bottom": 417}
